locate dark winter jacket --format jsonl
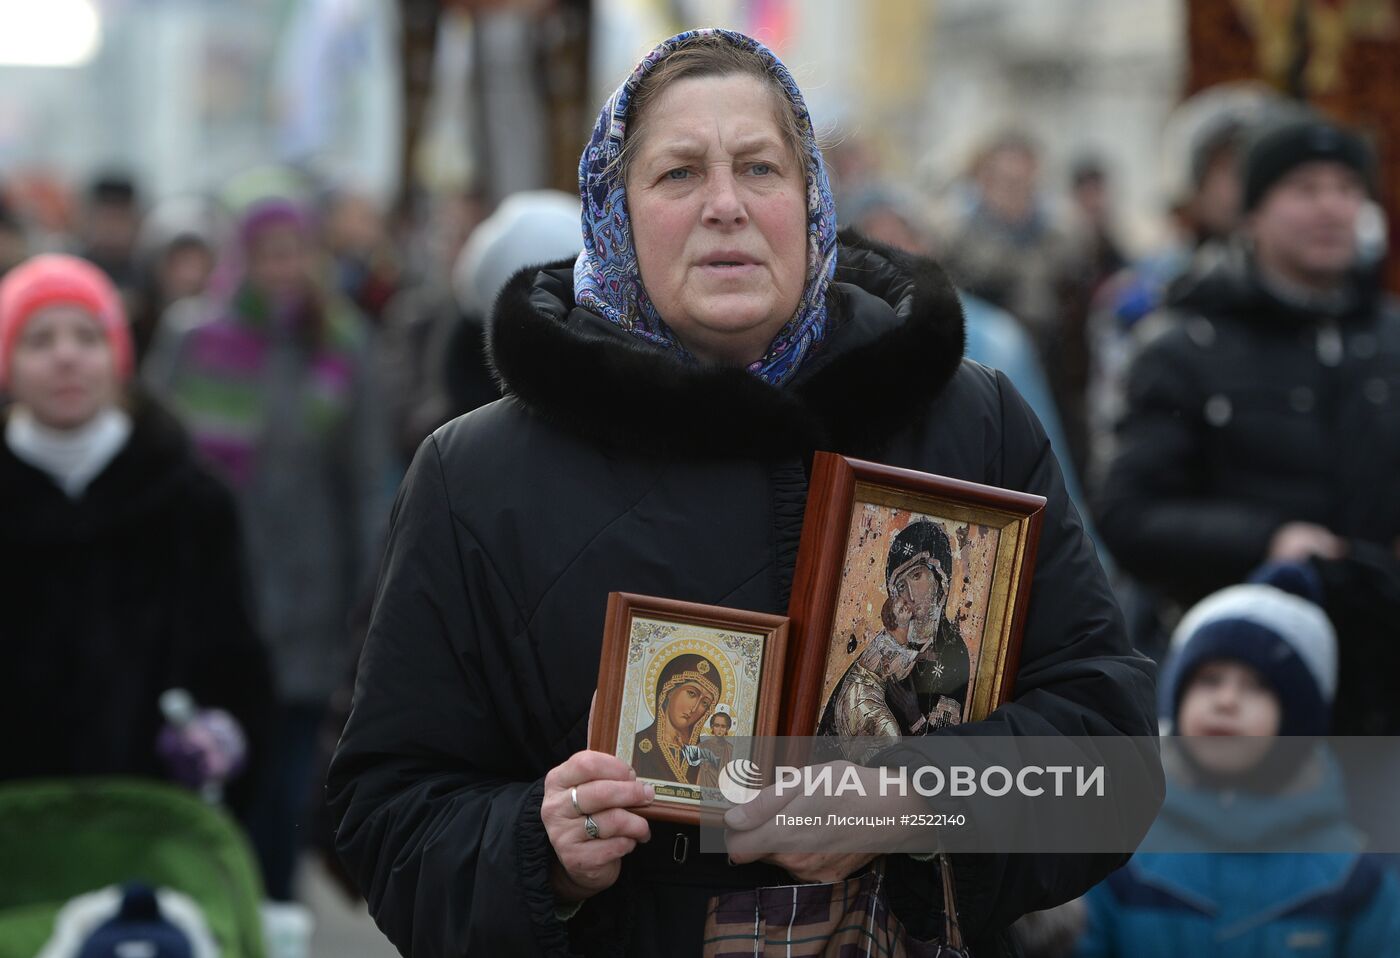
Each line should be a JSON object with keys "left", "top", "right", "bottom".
{"left": 0, "top": 394, "right": 272, "bottom": 810}
{"left": 327, "top": 235, "right": 1161, "bottom": 957}
{"left": 1096, "top": 250, "right": 1400, "bottom": 607}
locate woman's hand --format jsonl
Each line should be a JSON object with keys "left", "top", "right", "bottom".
{"left": 542, "top": 750, "right": 654, "bottom": 902}
{"left": 725, "top": 760, "right": 914, "bottom": 884}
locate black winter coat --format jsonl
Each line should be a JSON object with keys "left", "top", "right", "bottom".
{"left": 327, "top": 236, "right": 1160, "bottom": 957}
{"left": 1096, "top": 253, "right": 1400, "bottom": 606}
{"left": 0, "top": 395, "right": 272, "bottom": 809}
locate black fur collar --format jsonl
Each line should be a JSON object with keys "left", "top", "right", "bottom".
{"left": 486, "top": 231, "right": 965, "bottom": 459}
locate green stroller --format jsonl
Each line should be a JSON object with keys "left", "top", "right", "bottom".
{"left": 0, "top": 778, "right": 266, "bottom": 958}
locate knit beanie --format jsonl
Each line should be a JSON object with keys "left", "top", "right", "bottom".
{"left": 1242, "top": 116, "right": 1375, "bottom": 212}
{"left": 0, "top": 254, "right": 133, "bottom": 388}
{"left": 237, "top": 197, "right": 310, "bottom": 250}
{"left": 1159, "top": 562, "right": 1337, "bottom": 736}
{"left": 36, "top": 883, "right": 218, "bottom": 958}
{"left": 453, "top": 190, "right": 582, "bottom": 316}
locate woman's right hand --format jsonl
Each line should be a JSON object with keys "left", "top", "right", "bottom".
{"left": 542, "top": 750, "right": 654, "bottom": 903}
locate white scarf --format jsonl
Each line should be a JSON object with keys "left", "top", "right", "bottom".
{"left": 6, "top": 405, "right": 133, "bottom": 498}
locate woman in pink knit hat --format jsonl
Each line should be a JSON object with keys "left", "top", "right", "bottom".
{"left": 0, "top": 253, "right": 271, "bottom": 820}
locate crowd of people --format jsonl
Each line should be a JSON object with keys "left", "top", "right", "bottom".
{"left": 2, "top": 22, "right": 1397, "bottom": 958}
{"left": 0, "top": 169, "right": 557, "bottom": 920}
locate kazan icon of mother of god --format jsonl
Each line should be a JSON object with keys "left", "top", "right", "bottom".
{"left": 631, "top": 652, "right": 723, "bottom": 786}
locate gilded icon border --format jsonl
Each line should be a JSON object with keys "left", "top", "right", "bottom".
{"left": 782, "top": 453, "right": 1045, "bottom": 738}
{"left": 590, "top": 593, "right": 790, "bottom": 825}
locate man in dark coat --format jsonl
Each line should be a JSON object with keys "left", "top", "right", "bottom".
{"left": 1095, "top": 115, "right": 1400, "bottom": 733}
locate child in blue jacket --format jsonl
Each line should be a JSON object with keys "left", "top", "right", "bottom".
{"left": 1075, "top": 564, "right": 1400, "bottom": 957}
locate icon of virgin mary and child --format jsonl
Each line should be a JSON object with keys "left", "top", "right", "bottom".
{"left": 817, "top": 519, "right": 971, "bottom": 760}
{"left": 631, "top": 652, "right": 731, "bottom": 787}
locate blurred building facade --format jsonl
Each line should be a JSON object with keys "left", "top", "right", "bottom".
{"left": 0, "top": 0, "right": 400, "bottom": 207}
{"left": 589, "top": 0, "right": 1184, "bottom": 255}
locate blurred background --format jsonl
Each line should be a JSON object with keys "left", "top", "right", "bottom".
{"left": 1, "top": 1, "right": 1396, "bottom": 957}
{"left": 2, "top": 0, "right": 1393, "bottom": 266}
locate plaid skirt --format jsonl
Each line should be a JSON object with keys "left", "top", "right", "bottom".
{"left": 701, "top": 856, "right": 969, "bottom": 958}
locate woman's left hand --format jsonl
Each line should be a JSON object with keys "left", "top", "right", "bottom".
{"left": 724, "top": 760, "right": 909, "bottom": 883}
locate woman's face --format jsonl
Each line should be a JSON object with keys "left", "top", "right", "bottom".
{"left": 8, "top": 305, "right": 117, "bottom": 429}
{"left": 665, "top": 680, "right": 714, "bottom": 735}
{"left": 626, "top": 73, "right": 807, "bottom": 366}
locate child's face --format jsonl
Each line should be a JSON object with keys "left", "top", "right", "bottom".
{"left": 1178, "top": 660, "right": 1282, "bottom": 773}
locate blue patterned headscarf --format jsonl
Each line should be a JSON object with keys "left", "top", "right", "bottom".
{"left": 573, "top": 29, "right": 838, "bottom": 387}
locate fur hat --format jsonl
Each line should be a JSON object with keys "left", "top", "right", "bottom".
{"left": 1160, "top": 562, "right": 1337, "bottom": 736}
{"left": 453, "top": 190, "right": 581, "bottom": 317}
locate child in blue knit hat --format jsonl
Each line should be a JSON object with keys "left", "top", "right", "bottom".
{"left": 1074, "top": 563, "right": 1400, "bottom": 957}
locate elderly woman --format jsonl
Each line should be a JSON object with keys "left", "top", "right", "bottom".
{"left": 328, "top": 29, "right": 1157, "bottom": 957}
